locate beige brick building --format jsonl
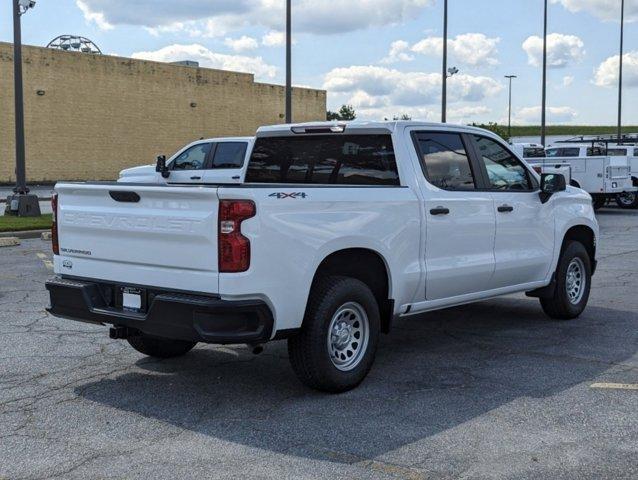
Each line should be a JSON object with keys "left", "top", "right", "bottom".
{"left": 0, "top": 42, "right": 326, "bottom": 182}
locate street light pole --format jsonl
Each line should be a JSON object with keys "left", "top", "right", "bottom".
{"left": 540, "top": 0, "right": 548, "bottom": 146}
{"left": 6, "top": 0, "right": 40, "bottom": 217}
{"left": 441, "top": 0, "right": 448, "bottom": 123}
{"left": 285, "top": 0, "right": 292, "bottom": 123}
{"left": 617, "top": 0, "right": 624, "bottom": 141}
{"left": 13, "top": 0, "right": 27, "bottom": 195}
{"left": 505, "top": 75, "right": 517, "bottom": 139}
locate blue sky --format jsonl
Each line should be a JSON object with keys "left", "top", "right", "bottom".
{"left": 1, "top": 0, "right": 636, "bottom": 125}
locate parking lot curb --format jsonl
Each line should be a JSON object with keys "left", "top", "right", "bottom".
{"left": 0, "top": 229, "right": 50, "bottom": 240}
{"left": 0, "top": 237, "right": 20, "bottom": 247}
{"left": 0, "top": 197, "right": 52, "bottom": 204}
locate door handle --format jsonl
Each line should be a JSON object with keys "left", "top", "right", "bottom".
{"left": 498, "top": 204, "right": 514, "bottom": 212}
{"left": 190, "top": 176, "right": 202, "bottom": 180}
{"left": 429, "top": 206, "right": 450, "bottom": 216}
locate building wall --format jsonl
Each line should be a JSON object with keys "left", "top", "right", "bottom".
{"left": 0, "top": 43, "right": 326, "bottom": 182}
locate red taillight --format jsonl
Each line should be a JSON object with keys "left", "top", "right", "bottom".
{"left": 218, "top": 200, "right": 255, "bottom": 273}
{"left": 51, "top": 193, "right": 59, "bottom": 255}
{"left": 533, "top": 165, "right": 542, "bottom": 175}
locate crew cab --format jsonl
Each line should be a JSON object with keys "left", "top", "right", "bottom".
{"left": 118, "top": 137, "right": 254, "bottom": 184}
{"left": 46, "top": 121, "right": 599, "bottom": 392}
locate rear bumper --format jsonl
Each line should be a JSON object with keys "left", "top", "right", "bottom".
{"left": 45, "top": 277, "right": 274, "bottom": 344}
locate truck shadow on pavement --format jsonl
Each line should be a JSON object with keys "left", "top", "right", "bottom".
{"left": 76, "top": 296, "right": 637, "bottom": 464}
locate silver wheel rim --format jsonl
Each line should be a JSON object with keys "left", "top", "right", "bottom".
{"left": 566, "top": 257, "right": 586, "bottom": 305}
{"left": 327, "top": 302, "right": 369, "bottom": 371}
{"left": 618, "top": 192, "right": 636, "bottom": 206}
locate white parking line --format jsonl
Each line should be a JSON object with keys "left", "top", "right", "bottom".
{"left": 36, "top": 252, "right": 53, "bottom": 270}
{"left": 590, "top": 383, "right": 638, "bottom": 390}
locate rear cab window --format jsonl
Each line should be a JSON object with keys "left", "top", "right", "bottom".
{"left": 212, "top": 142, "right": 247, "bottom": 168}
{"left": 523, "top": 147, "right": 546, "bottom": 158}
{"left": 245, "top": 134, "right": 400, "bottom": 185}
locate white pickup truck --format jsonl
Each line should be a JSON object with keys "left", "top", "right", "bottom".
{"left": 118, "top": 137, "right": 254, "bottom": 184}
{"left": 46, "top": 121, "right": 599, "bottom": 392}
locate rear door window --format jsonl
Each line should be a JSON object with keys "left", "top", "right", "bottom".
{"left": 245, "top": 135, "right": 399, "bottom": 185}
{"left": 413, "top": 132, "right": 476, "bottom": 190}
{"left": 212, "top": 142, "right": 247, "bottom": 168}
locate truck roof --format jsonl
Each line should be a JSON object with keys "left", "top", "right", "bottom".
{"left": 256, "top": 121, "right": 494, "bottom": 137}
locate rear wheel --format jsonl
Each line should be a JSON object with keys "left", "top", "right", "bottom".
{"left": 592, "top": 195, "right": 606, "bottom": 211}
{"left": 127, "top": 333, "right": 196, "bottom": 358}
{"left": 540, "top": 241, "right": 591, "bottom": 320}
{"left": 616, "top": 191, "right": 638, "bottom": 209}
{"left": 288, "top": 276, "right": 380, "bottom": 392}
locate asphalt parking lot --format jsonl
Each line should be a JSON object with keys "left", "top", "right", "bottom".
{"left": 1, "top": 208, "right": 637, "bottom": 480}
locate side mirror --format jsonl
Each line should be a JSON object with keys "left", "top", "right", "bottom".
{"left": 155, "top": 155, "right": 170, "bottom": 178}
{"left": 539, "top": 173, "right": 566, "bottom": 203}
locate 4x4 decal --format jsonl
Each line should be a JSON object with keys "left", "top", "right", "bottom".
{"left": 268, "top": 192, "right": 307, "bottom": 199}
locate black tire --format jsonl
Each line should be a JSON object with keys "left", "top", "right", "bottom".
{"left": 592, "top": 195, "right": 606, "bottom": 211}
{"left": 540, "top": 241, "right": 591, "bottom": 320}
{"left": 615, "top": 192, "right": 638, "bottom": 209}
{"left": 127, "top": 333, "right": 196, "bottom": 358}
{"left": 288, "top": 276, "right": 380, "bottom": 393}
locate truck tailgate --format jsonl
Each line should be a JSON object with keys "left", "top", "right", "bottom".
{"left": 54, "top": 183, "right": 220, "bottom": 294}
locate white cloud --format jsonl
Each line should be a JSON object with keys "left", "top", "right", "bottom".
{"left": 76, "top": 0, "right": 113, "bottom": 30}
{"left": 262, "top": 31, "right": 285, "bottom": 47}
{"left": 131, "top": 44, "right": 277, "bottom": 79}
{"left": 515, "top": 105, "right": 578, "bottom": 124}
{"left": 223, "top": 35, "right": 259, "bottom": 52}
{"left": 381, "top": 40, "right": 414, "bottom": 64}
{"left": 77, "top": 0, "right": 434, "bottom": 34}
{"left": 593, "top": 51, "right": 638, "bottom": 87}
{"left": 562, "top": 75, "right": 575, "bottom": 86}
{"left": 411, "top": 33, "right": 500, "bottom": 66}
{"left": 522, "top": 33, "right": 585, "bottom": 68}
{"left": 551, "top": 0, "right": 638, "bottom": 23}
{"left": 323, "top": 65, "right": 502, "bottom": 120}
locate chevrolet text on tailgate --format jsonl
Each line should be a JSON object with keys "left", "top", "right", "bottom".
{"left": 47, "top": 121, "right": 599, "bottom": 392}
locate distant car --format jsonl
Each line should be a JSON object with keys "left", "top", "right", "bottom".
{"left": 118, "top": 137, "right": 255, "bottom": 184}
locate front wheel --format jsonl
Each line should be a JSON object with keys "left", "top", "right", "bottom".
{"left": 540, "top": 241, "right": 591, "bottom": 320}
{"left": 288, "top": 276, "right": 380, "bottom": 392}
{"left": 616, "top": 191, "right": 638, "bottom": 209}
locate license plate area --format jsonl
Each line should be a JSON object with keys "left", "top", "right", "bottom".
{"left": 117, "top": 286, "right": 147, "bottom": 313}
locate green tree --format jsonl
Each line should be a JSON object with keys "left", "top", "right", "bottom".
{"left": 327, "top": 104, "right": 356, "bottom": 121}
{"left": 471, "top": 122, "right": 509, "bottom": 140}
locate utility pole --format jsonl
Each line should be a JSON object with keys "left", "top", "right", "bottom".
{"left": 6, "top": 0, "right": 41, "bottom": 217}
{"left": 285, "top": 0, "right": 292, "bottom": 123}
{"left": 540, "top": 0, "right": 548, "bottom": 146}
{"left": 441, "top": 0, "right": 448, "bottom": 123}
{"left": 617, "top": 0, "right": 624, "bottom": 141}
{"left": 505, "top": 75, "right": 517, "bottom": 139}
